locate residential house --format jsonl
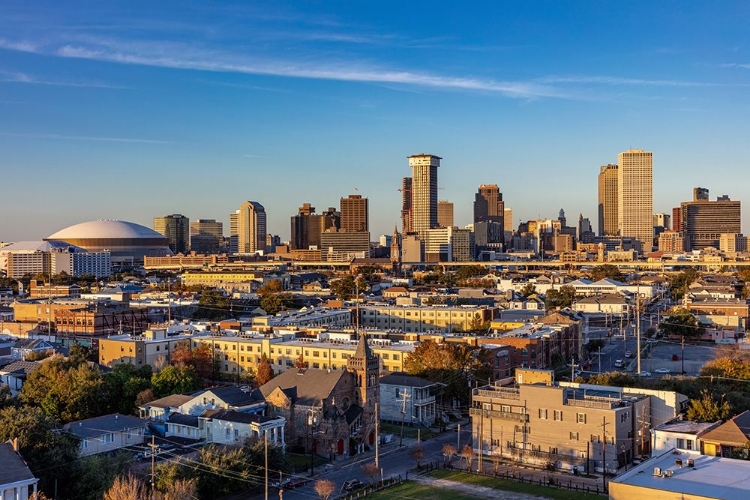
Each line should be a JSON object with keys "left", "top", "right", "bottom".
{"left": 0, "top": 441, "right": 38, "bottom": 500}
{"left": 64, "top": 413, "right": 147, "bottom": 457}
{"left": 165, "top": 409, "right": 286, "bottom": 449}
{"left": 651, "top": 420, "right": 720, "bottom": 455}
{"left": 700, "top": 411, "right": 750, "bottom": 458}
{"left": 10, "top": 338, "right": 56, "bottom": 360}
{"left": 379, "top": 372, "right": 438, "bottom": 427}
{"left": 0, "top": 360, "right": 40, "bottom": 397}
{"left": 572, "top": 295, "right": 629, "bottom": 317}
{"left": 140, "top": 385, "right": 266, "bottom": 423}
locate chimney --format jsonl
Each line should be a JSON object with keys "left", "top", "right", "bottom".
{"left": 12, "top": 437, "right": 19, "bottom": 452}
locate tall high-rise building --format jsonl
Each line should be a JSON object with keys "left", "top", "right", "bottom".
{"left": 503, "top": 207, "right": 514, "bottom": 246}
{"left": 229, "top": 210, "right": 239, "bottom": 254}
{"left": 290, "top": 204, "right": 339, "bottom": 250}
{"left": 408, "top": 154, "right": 441, "bottom": 234}
{"left": 400, "top": 177, "right": 413, "bottom": 234}
{"left": 340, "top": 194, "right": 369, "bottom": 232}
{"left": 672, "top": 207, "right": 682, "bottom": 235}
{"left": 653, "top": 213, "right": 671, "bottom": 231}
{"left": 679, "top": 189, "right": 741, "bottom": 251}
{"left": 237, "top": 201, "right": 266, "bottom": 254}
{"left": 474, "top": 184, "right": 504, "bottom": 223}
{"left": 153, "top": 214, "right": 190, "bottom": 254}
{"left": 438, "top": 200, "right": 454, "bottom": 228}
{"left": 617, "top": 150, "right": 653, "bottom": 252}
{"left": 190, "top": 219, "right": 223, "bottom": 254}
{"left": 598, "top": 164, "right": 619, "bottom": 236}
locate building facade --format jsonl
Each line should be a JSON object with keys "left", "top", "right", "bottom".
{"left": 340, "top": 194, "right": 369, "bottom": 233}
{"left": 474, "top": 184, "right": 505, "bottom": 226}
{"left": 153, "top": 214, "right": 190, "bottom": 254}
{"left": 438, "top": 200, "right": 454, "bottom": 228}
{"left": 679, "top": 189, "right": 741, "bottom": 251}
{"left": 617, "top": 150, "right": 653, "bottom": 252}
{"left": 237, "top": 201, "right": 267, "bottom": 254}
{"left": 598, "top": 164, "right": 619, "bottom": 237}
{"left": 408, "top": 154, "right": 441, "bottom": 234}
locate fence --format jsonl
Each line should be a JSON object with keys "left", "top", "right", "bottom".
{"left": 336, "top": 475, "right": 404, "bottom": 500}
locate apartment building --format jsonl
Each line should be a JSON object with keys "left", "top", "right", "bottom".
{"left": 471, "top": 373, "right": 651, "bottom": 472}
{"left": 98, "top": 328, "right": 210, "bottom": 368}
{"left": 359, "top": 305, "right": 495, "bottom": 333}
{"left": 192, "top": 333, "right": 413, "bottom": 378}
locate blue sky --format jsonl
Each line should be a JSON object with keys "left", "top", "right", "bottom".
{"left": 2, "top": 1, "right": 750, "bottom": 242}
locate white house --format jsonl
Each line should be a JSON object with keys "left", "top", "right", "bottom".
{"left": 0, "top": 441, "right": 38, "bottom": 500}
{"left": 139, "top": 385, "right": 266, "bottom": 422}
{"left": 165, "top": 409, "right": 286, "bottom": 449}
{"left": 63, "top": 414, "right": 147, "bottom": 457}
{"left": 572, "top": 295, "right": 629, "bottom": 316}
{"left": 0, "top": 360, "right": 40, "bottom": 397}
{"left": 651, "top": 420, "right": 721, "bottom": 456}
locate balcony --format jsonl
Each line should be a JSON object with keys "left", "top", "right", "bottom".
{"left": 470, "top": 408, "right": 529, "bottom": 423}
{"left": 566, "top": 398, "right": 618, "bottom": 410}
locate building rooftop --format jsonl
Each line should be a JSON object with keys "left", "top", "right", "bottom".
{"left": 654, "top": 420, "right": 720, "bottom": 436}
{"left": 610, "top": 449, "right": 750, "bottom": 499}
{"left": 64, "top": 413, "right": 147, "bottom": 439}
{"left": 0, "top": 442, "right": 36, "bottom": 487}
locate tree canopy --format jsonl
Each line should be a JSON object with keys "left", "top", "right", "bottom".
{"left": 544, "top": 285, "right": 577, "bottom": 310}
{"left": 589, "top": 265, "right": 623, "bottom": 282}
{"left": 660, "top": 308, "right": 703, "bottom": 338}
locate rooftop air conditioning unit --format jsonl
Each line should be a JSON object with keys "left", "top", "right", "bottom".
{"left": 687, "top": 459, "right": 694, "bottom": 467}
{"left": 664, "top": 469, "right": 673, "bottom": 477}
{"left": 653, "top": 467, "right": 662, "bottom": 476}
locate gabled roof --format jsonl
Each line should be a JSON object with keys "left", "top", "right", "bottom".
{"left": 64, "top": 413, "right": 147, "bottom": 439}
{"left": 142, "top": 393, "right": 193, "bottom": 409}
{"left": 567, "top": 279, "right": 593, "bottom": 286}
{"left": 259, "top": 368, "right": 350, "bottom": 407}
{"left": 0, "top": 360, "right": 40, "bottom": 376}
{"left": 592, "top": 278, "right": 627, "bottom": 287}
{"left": 12, "top": 339, "right": 53, "bottom": 350}
{"left": 701, "top": 411, "right": 750, "bottom": 446}
{"left": 539, "top": 311, "right": 580, "bottom": 325}
{"left": 196, "top": 385, "right": 264, "bottom": 407}
{"left": 202, "top": 409, "right": 277, "bottom": 424}
{"left": 167, "top": 413, "right": 199, "bottom": 428}
{"left": 0, "top": 442, "right": 36, "bottom": 487}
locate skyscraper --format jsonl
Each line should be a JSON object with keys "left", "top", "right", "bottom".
{"left": 400, "top": 176, "right": 413, "bottom": 234}
{"left": 679, "top": 189, "right": 741, "bottom": 251}
{"left": 153, "top": 214, "right": 190, "bottom": 254}
{"left": 290, "top": 204, "right": 339, "bottom": 250}
{"left": 617, "top": 150, "right": 653, "bottom": 252}
{"left": 474, "top": 184, "right": 504, "bottom": 223}
{"left": 598, "top": 164, "right": 618, "bottom": 237}
{"left": 340, "top": 194, "right": 369, "bottom": 232}
{"left": 237, "top": 201, "right": 266, "bottom": 254}
{"left": 190, "top": 219, "right": 223, "bottom": 239}
{"left": 438, "top": 200, "right": 454, "bottom": 228}
{"left": 408, "top": 154, "right": 441, "bottom": 234}
{"left": 190, "top": 219, "right": 223, "bottom": 254}
{"left": 229, "top": 210, "right": 239, "bottom": 254}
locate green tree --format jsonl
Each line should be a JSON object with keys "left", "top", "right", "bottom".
{"left": 668, "top": 269, "right": 699, "bottom": 301}
{"left": 257, "top": 279, "right": 284, "bottom": 296}
{"left": 455, "top": 265, "right": 486, "bottom": 281}
{"left": 468, "top": 313, "right": 490, "bottom": 332}
{"left": 151, "top": 365, "right": 200, "bottom": 398}
{"left": 72, "top": 451, "right": 134, "bottom": 500}
{"left": 590, "top": 265, "right": 624, "bottom": 282}
{"left": 194, "top": 289, "right": 231, "bottom": 319}
{"left": 0, "top": 406, "right": 80, "bottom": 496}
{"left": 520, "top": 283, "right": 536, "bottom": 297}
{"left": 330, "top": 276, "right": 356, "bottom": 300}
{"left": 260, "top": 293, "right": 283, "bottom": 315}
{"left": 0, "top": 384, "right": 13, "bottom": 409}
{"left": 660, "top": 308, "right": 703, "bottom": 338}
{"left": 103, "top": 363, "right": 153, "bottom": 415}
{"left": 424, "top": 295, "right": 444, "bottom": 306}
{"left": 20, "top": 356, "right": 108, "bottom": 422}
{"left": 545, "top": 285, "right": 577, "bottom": 310}
{"left": 686, "top": 390, "right": 731, "bottom": 422}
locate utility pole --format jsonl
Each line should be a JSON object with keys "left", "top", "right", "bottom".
{"left": 457, "top": 423, "right": 461, "bottom": 451}
{"left": 601, "top": 417, "right": 610, "bottom": 492}
{"left": 398, "top": 392, "right": 410, "bottom": 447}
{"left": 681, "top": 335, "right": 685, "bottom": 375}
{"left": 265, "top": 431, "right": 269, "bottom": 500}
{"left": 478, "top": 408, "right": 484, "bottom": 472}
{"left": 149, "top": 434, "right": 157, "bottom": 500}
{"left": 636, "top": 285, "right": 641, "bottom": 374}
{"left": 375, "top": 401, "right": 380, "bottom": 468}
{"left": 598, "top": 346, "right": 602, "bottom": 373}
{"left": 571, "top": 361, "right": 578, "bottom": 381}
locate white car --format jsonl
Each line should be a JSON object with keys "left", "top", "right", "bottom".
{"left": 638, "top": 371, "right": 651, "bottom": 377}
{"left": 654, "top": 368, "right": 671, "bottom": 374}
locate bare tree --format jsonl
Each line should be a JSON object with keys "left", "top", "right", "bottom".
{"left": 154, "top": 354, "right": 168, "bottom": 372}
{"left": 442, "top": 443, "right": 457, "bottom": 466}
{"left": 361, "top": 461, "right": 379, "bottom": 485}
{"left": 103, "top": 474, "right": 148, "bottom": 500}
{"left": 491, "top": 453, "right": 503, "bottom": 475}
{"left": 460, "top": 444, "right": 475, "bottom": 471}
{"left": 410, "top": 445, "right": 426, "bottom": 469}
{"left": 314, "top": 479, "right": 336, "bottom": 500}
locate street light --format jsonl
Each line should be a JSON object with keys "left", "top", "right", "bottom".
{"left": 308, "top": 410, "right": 318, "bottom": 477}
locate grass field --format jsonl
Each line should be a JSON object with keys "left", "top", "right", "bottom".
{"left": 367, "top": 469, "right": 605, "bottom": 500}
{"left": 379, "top": 422, "right": 436, "bottom": 440}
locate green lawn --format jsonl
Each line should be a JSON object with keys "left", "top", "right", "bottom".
{"left": 379, "top": 422, "right": 436, "bottom": 440}
{"left": 285, "top": 453, "right": 328, "bottom": 472}
{"left": 368, "top": 470, "right": 605, "bottom": 500}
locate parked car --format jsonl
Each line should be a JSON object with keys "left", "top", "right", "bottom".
{"left": 625, "top": 351, "right": 633, "bottom": 358}
{"left": 286, "top": 477, "right": 309, "bottom": 489}
{"left": 342, "top": 479, "right": 364, "bottom": 492}
{"left": 654, "top": 368, "right": 670, "bottom": 374}
{"left": 638, "top": 371, "right": 651, "bottom": 377}
{"left": 613, "top": 359, "right": 624, "bottom": 368}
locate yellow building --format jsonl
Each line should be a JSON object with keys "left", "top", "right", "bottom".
{"left": 360, "top": 305, "right": 496, "bottom": 333}
{"left": 192, "top": 334, "right": 412, "bottom": 378}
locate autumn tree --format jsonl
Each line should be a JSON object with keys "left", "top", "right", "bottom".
{"left": 491, "top": 453, "right": 503, "bottom": 475}
{"left": 544, "top": 285, "right": 577, "bottom": 310}
{"left": 314, "top": 479, "right": 336, "bottom": 500}
{"left": 460, "top": 444, "right": 475, "bottom": 471}
{"left": 361, "top": 462, "right": 379, "bottom": 485}
{"left": 294, "top": 354, "right": 308, "bottom": 369}
{"left": 468, "top": 313, "right": 491, "bottom": 333}
{"left": 410, "top": 445, "right": 426, "bottom": 469}
{"left": 156, "top": 479, "right": 197, "bottom": 500}
{"left": 590, "top": 265, "right": 623, "bottom": 282}
{"left": 255, "top": 354, "right": 274, "bottom": 387}
{"left": 442, "top": 443, "right": 456, "bottom": 466}
{"left": 520, "top": 283, "right": 536, "bottom": 297}
{"left": 330, "top": 276, "right": 356, "bottom": 301}
{"left": 103, "top": 474, "right": 148, "bottom": 500}
{"left": 171, "top": 340, "right": 215, "bottom": 380}
{"left": 687, "top": 390, "right": 731, "bottom": 422}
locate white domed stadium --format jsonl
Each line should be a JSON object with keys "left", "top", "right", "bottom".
{"left": 45, "top": 220, "right": 172, "bottom": 264}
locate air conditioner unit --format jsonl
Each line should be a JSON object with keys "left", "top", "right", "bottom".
{"left": 687, "top": 459, "right": 694, "bottom": 467}
{"left": 653, "top": 467, "right": 661, "bottom": 476}
{"left": 664, "top": 470, "right": 673, "bottom": 477}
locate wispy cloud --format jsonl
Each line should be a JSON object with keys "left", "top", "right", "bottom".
{"left": 242, "top": 154, "right": 267, "bottom": 158}
{"left": 536, "top": 75, "right": 746, "bottom": 88}
{"left": 0, "top": 38, "right": 39, "bottom": 53}
{"left": 0, "top": 70, "right": 126, "bottom": 89}
{"left": 0, "top": 132, "right": 171, "bottom": 144}
{"left": 720, "top": 63, "right": 750, "bottom": 69}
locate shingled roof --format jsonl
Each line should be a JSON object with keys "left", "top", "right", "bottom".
{"left": 259, "top": 368, "right": 350, "bottom": 407}
{"left": 701, "top": 410, "right": 750, "bottom": 446}
{"left": 0, "top": 442, "right": 36, "bottom": 487}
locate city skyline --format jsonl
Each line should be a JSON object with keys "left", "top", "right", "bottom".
{"left": 2, "top": 1, "right": 750, "bottom": 241}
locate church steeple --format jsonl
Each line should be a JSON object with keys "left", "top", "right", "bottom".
{"left": 390, "top": 226, "right": 401, "bottom": 269}
{"left": 347, "top": 330, "right": 379, "bottom": 407}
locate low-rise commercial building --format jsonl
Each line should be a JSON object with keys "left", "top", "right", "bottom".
{"left": 359, "top": 305, "right": 496, "bottom": 333}
{"left": 98, "top": 328, "right": 209, "bottom": 369}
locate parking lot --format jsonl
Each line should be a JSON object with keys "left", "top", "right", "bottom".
{"left": 639, "top": 340, "right": 719, "bottom": 376}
